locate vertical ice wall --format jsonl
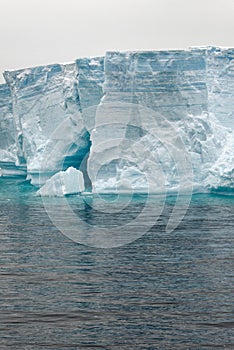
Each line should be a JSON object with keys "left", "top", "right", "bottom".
{"left": 0, "top": 47, "right": 232, "bottom": 192}
{"left": 0, "top": 84, "right": 26, "bottom": 176}
{"left": 207, "top": 47, "right": 234, "bottom": 129}
{"left": 76, "top": 57, "right": 104, "bottom": 132}
{"left": 88, "top": 49, "right": 228, "bottom": 193}
{"left": 0, "top": 84, "right": 16, "bottom": 163}
{"left": 103, "top": 49, "right": 208, "bottom": 118}
{"left": 4, "top": 63, "right": 89, "bottom": 185}
{"left": 205, "top": 47, "right": 234, "bottom": 191}
{"left": 75, "top": 57, "right": 104, "bottom": 189}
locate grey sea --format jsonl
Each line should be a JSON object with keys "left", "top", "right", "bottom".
{"left": 0, "top": 178, "right": 233, "bottom": 349}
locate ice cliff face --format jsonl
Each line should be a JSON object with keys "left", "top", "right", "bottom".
{"left": 0, "top": 84, "right": 26, "bottom": 176}
{"left": 0, "top": 84, "right": 16, "bottom": 162}
{"left": 0, "top": 47, "right": 233, "bottom": 193}
{"left": 4, "top": 63, "right": 90, "bottom": 185}
{"left": 88, "top": 49, "right": 231, "bottom": 194}
{"left": 207, "top": 47, "right": 234, "bottom": 130}
{"left": 76, "top": 57, "right": 104, "bottom": 132}
{"left": 205, "top": 131, "right": 234, "bottom": 192}
{"left": 3, "top": 58, "right": 104, "bottom": 186}
{"left": 205, "top": 47, "right": 234, "bottom": 192}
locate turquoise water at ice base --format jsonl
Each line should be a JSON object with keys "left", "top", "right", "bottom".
{"left": 0, "top": 179, "right": 233, "bottom": 349}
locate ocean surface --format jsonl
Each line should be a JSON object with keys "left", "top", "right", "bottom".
{"left": 0, "top": 178, "right": 233, "bottom": 349}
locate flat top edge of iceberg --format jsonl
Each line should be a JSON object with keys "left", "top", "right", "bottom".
{"left": 103, "top": 47, "right": 234, "bottom": 72}
{"left": 104, "top": 46, "right": 234, "bottom": 68}
{"left": 2, "top": 57, "right": 104, "bottom": 80}
{"left": 75, "top": 56, "right": 104, "bottom": 65}
{"left": 2, "top": 46, "right": 233, "bottom": 82}
{"left": 3, "top": 61, "right": 74, "bottom": 77}
{"left": 105, "top": 46, "right": 234, "bottom": 55}
{"left": 3, "top": 57, "right": 104, "bottom": 84}
{"left": 3, "top": 62, "right": 77, "bottom": 89}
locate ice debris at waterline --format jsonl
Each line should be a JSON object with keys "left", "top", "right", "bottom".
{"left": 0, "top": 46, "right": 233, "bottom": 196}
{"left": 205, "top": 131, "right": 234, "bottom": 192}
{"left": 37, "top": 167, "right": 85, "bottom": 197}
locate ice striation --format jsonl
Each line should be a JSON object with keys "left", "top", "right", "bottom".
{"left": 203, "top": 47, "right": 234, "bottom": 192}
{"left": 0, "top": 47, "right": 233, "bottom": 195}
{"left": 88, "top": 48, "right": 232, "bottom": 194}
{"left": 0, "top": 84, "right": 26, "bottom": 177}
{"left": 0, "top": 84, "right": 16, "bottom": 163}
{"left": 207, "top": 47, "right": 234, "bottom": 130}
{"left": 4, "top": 63, "right": 89, "bottom": 186}
{"left": 76, "top": 57, "right": 104, "bottom": 132}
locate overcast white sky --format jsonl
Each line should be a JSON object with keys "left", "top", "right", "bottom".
{"left": 0, "top": 0, "right": 233, "bottom": 82}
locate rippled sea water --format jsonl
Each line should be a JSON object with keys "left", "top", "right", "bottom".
{"left": 0, "top": 178, "right": 233, "bottom": 349}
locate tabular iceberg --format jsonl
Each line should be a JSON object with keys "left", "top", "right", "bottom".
{"left": 0, "top": 46, "right": 233, "bottom": 195}
{"left": 88, "top": 48, "right": 232, "bottom": 194}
